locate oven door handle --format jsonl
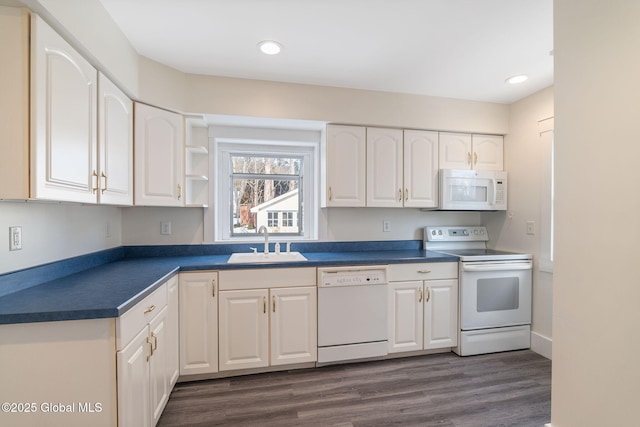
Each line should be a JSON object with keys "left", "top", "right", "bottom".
{"left": 462, "top": 262, "right": 532, "bottom": 272}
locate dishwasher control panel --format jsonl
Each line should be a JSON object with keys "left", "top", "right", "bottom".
{"left": 317, "top": 266, "right": 388, "bottom": 287}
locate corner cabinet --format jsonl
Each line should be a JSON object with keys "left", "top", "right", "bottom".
{"left": 179, "top": 271, "right": 218, "bottom": 376}
{"left": 387, "top": 263, "right": 459, "bottom": 354}
{"left": 1, "top": 12, "right": 132, "bottom": 204}
{"left": 116, "top": 279, "right": 177, "bottom": 427}
{"left": 439, "top": 132, "right": 503, "bottom": 171}
{"left": 134, "top": 103, "right": 184, "bottom": 206}
{"left": 218, "top": 268, "right": 317, "bottom": 372}
{"left": 324, "top": 124, "right": 366, "bottom": 207}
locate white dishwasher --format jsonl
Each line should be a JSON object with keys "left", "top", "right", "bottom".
{"left": 317, "top": 265, "right": 388, "bottom": 365}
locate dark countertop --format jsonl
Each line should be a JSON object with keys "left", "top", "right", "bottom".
{"left": 0, "top": 248, "right": 457, "bottom": 325}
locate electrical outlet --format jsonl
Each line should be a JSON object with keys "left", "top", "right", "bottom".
{"left": 383, "top": 220, "right": 391, "bottom": 232}
{"left": 9, "top": 226, "right": 22, "bottom": 251}
{"left": 526, "top": 221, "right": 535, "bottom": 235}
{"left": 161, "top": 221, "right": 172, "bottom": 235}
{"left": 105, "top": 222, "right": 111, "bottom": 238}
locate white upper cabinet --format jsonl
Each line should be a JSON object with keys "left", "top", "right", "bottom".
{"left": 134, "top": 103, "right": 184, "bottom": 206}
{"left": 31, "top": 14, "right": 98, "bottom": 203}
{"left": 439, "top": 132, "right": 503, "bottom": 171}
{"left": 26, "top": 15, "right": 133, "bottom": 205}
{"left": 367, "top": 127, "right": 404, "bottom": 207}
{"left": 403, "top": 130, "right": 439, "bottom": 208}
{"left": 367, "top": 128, "right": 439, "bottom": 208}
{"left": 98, "top": 73, "right": 133, "bottom": 205}
{"left": 324, "top": 124, "right": 366, "bottom": 207}
{"left": 472, "top": 134, "right": 504, "bottom": 171}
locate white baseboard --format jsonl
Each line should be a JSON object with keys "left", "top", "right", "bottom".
{"left": 544, "top": 423, "right": 553, "bottom": 427}
{"left": 531, "top": 331, "right": 552, "bottom": 360}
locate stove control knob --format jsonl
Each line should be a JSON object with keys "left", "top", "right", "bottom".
{"left": 463, "top": 229, "right": 469, "bottom": 236}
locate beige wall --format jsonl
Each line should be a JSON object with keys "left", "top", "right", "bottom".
{"left": 0, "top": 202, "right": 122, "bottom": 275}
{"left": 483, "top": 86, "right": 554, "bottom": 358}
{"left": 552, "top": 0, "right": 640, "bottom": 425}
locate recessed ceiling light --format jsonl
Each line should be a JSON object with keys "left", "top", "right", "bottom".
{"left": 257, "top": 40, "right": 283, "bottom": 55}
{"left": 505, "top": 75, "right": 528, "bottom": 84}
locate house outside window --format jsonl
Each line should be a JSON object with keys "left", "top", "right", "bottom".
{"left": 267, "top": 212, "right": 279, "bottom": 228}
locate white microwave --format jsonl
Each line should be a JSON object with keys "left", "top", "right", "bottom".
{"left": 439, "top": 169, "right": 507, "bottom": 211}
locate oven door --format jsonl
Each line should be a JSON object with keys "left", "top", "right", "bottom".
{"left": 459, "top": 260, "right": 532, "bottom": 330}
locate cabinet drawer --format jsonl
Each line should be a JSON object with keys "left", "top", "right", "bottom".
{"left": 387, "top": 262, "right": 458, "bottom": 282}
{"left": 116, "top": 283, "right": 168, "bottom": 350}
{"left": 219, "top": 267, "right": 316, "bottom": 291}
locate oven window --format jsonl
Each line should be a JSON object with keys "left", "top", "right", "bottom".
{"left": 477, "top": 277, "right": 519, "bottom": 312}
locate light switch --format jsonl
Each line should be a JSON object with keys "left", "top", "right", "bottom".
{"left": 161, "top": 221, "right": 172, "bottom": 235}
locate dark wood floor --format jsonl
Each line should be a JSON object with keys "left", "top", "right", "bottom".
{"left": 158, "top": 350, "right": 551, "bottom": 427}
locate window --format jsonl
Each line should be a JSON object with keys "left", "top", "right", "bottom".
{"left": 230, "top": 154, "right": 303, "bottom": 236}
{"left": 211, "top": 127, "right": 319, "bottom": 242}
{"left": 281, "top": 211, "right": 294, "bottom": 227}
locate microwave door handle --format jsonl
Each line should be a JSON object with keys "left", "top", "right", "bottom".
{"left": 492, "top": 178, "right": 497, "bottom": 206}
{"left": 462, "top": 262, "right": 532, "bottom": 272}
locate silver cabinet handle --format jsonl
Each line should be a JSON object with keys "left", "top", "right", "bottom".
{"left": 417, "top": 270, "right": 432, "bottom": 274}
{"left": 418, "top": 287, "right": 423, "bottom": 303}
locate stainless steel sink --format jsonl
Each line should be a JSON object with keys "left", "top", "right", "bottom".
{"left": 227, "top": 252, "right": 308, "bottom": 264}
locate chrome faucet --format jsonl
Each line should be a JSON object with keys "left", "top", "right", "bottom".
{"left": 257, "top": 225, "right": 269, "bottom": 254}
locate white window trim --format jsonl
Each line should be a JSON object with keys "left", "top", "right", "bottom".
{"left": 539, "top": 117, "right": 554, "bottom": 274}
{"left": 204, "top": 126, "right": 320, "bottom": 243}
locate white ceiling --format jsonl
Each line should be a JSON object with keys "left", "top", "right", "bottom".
{"left": 99, "top": 0, "right": 553, "bottom": 104}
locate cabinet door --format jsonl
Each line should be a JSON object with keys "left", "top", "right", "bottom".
{"left": 439, "top": 132, "right": 472, "bottom": 170}
{"left": 149, "top": 306, "right": 169, "bottom": 426}
{"left": 134, "top": 103, "right": 184, "bottom": 206}
{"left": 219, "top": 289, "right": 269, "bottom": 371}
{"left": 424, "top": 279, "right": 458, "bottom": 350}
{"left": 31, "top": 15, "right": 98, "bottom": 203}
{"left": 270, "top": 287, "right": 317, "bottom": 366}
{"left": 166, "top": 276, "right": 180, "bottom": 386}
{"left": 403, "top": 130, "right": 439, "bottom": 208}
{"left": 366, "top": 127, "right": 403, "bottom": 207}
{"left": 117, "top": 326, "right": 151, "bottom": 427}
{"left": 325, "top": 125, "right": 366, "bottom": 207}
{"left": 388, "top": 281, "right": 423, "bottom": 353}
{"left": 98, "top": 73, "right": 133, "bottom": 205}
{"left": 472, "top": 134, "right": 504, "bottom": 171}
{"left": 179, "top": 272, "right": 218, "bottom": 376}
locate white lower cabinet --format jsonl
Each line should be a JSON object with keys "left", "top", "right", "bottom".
{"left": 388, "top": 263, "right": 459, "bottom": 354}
{"left": 218, "top": 268, "right": 317, "bottom": 372}
{"left": 179, "top": 271, "right": 218, "bottom": 376}
{"left": 116, "top": 280, "right": 174, "bottom": 427}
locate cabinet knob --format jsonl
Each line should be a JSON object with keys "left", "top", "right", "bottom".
{"left": 425, "top": 287, "right": 431, "bottom": 302}
{"left": 398, "top": 188, "right": 402, "bottom": 202}
{"left": 418, "top": 287, "right": 423, "bottom": 303}
{"left": 263, "top": 296, "right": 267, "bottom": 314}
{"left": 328, "top": 186, "right": 333, "bottom": 201}
{"left": 474, "top": 152, "right": 478, "bottom": 165}
{"left": 177, "top": 184, "right": 182, "bottom": 200}
{"left": 417, "top": 270, "right": 432, "bottom": 274}
{"left": 405, "top": 188, "right": 408, "bottom": 201}
{"left": 211, "top": 279, "right": 216, "bottom": 298}
{"left": 143, "top": 304, "right": 156, "bottom": 314}
{"left": 272, "top": 296, "right": 276, "bottom": 313}
{"left": 467, "top": 152, "right": 472, "bottom": 165}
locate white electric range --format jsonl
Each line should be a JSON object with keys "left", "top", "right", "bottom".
{"left": 424, "top": 226, "right": 533, "bottom": 356}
